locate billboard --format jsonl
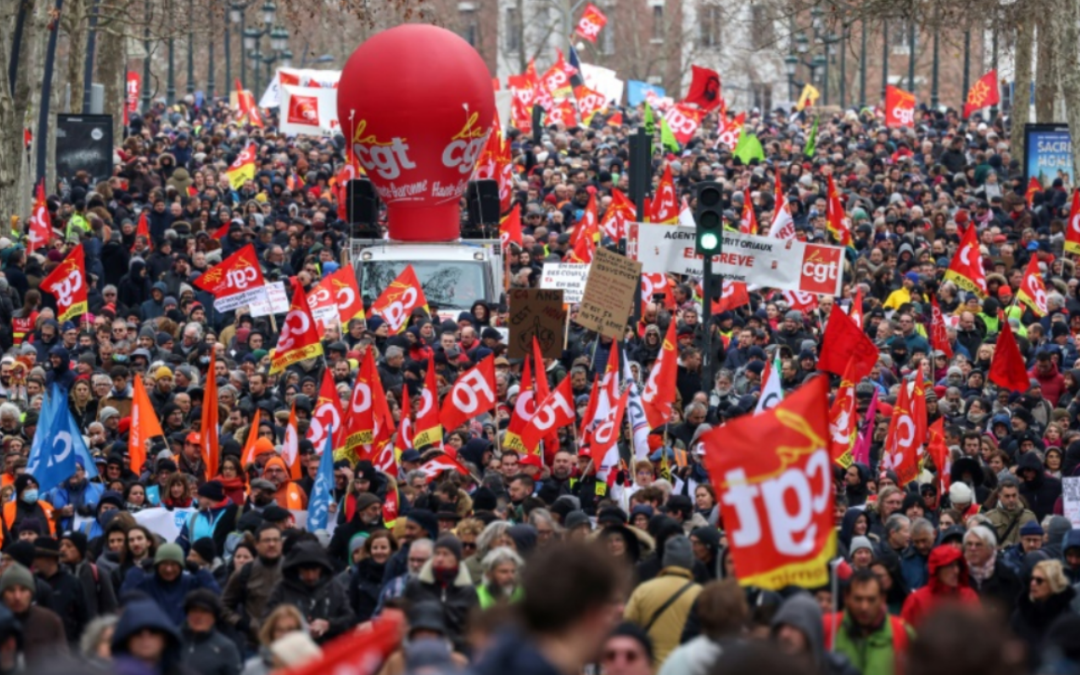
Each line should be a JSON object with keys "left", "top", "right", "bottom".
{"left": 1024, "top": 124, "right": 1074, "bottom": 188}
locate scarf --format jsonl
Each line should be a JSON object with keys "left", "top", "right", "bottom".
{"left": 969, "top": 549, "right": 997, "bottom": 585}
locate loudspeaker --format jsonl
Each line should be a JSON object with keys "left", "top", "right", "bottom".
{"left": 466, "top": 180, "right": 500, "bottom": 228}
{"left": 628, "top": 129, "right": 652, "bottom": 209}
{"left": 347, "top": 179, "right": 380, "bottom": 236}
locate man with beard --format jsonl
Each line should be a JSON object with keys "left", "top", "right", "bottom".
{"left": 537, "top": 450, "right": 575, "bottom": 503}
{"left": 327, "top": 492, "right": 383, "bottom": 570}
{"left": 265, "top": 541, "right": 355, "bottom": 644}
{"left": 242, "top": 478, "right": 279, "bottom": 515}
{"left": 477, "top": 547, "right": 523, "bottom": 609}
{"left": 986, "top": 476, "right": 1036, "bottom": 547}
{"left": 222, "top": 523, "right": 284, "bottom": 650}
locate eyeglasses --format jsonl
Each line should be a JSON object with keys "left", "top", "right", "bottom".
{"left": 461, "top": 542, "right": 477, "bottom": 551}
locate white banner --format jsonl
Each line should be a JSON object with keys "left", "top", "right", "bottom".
{"left": 215, "top": 286, "right": 271, "bottom": 313}
{"left": 249, "top": 281, "right": 289, "bottom": 317}
{"left": 134, "top": 507, "right": 198, "bottom": 543}
{"left": 630, "top": 223, "right": 845, "bottom": 297}
{"left": 280, "top": 85, "right": 339, "bottom": 136}
{"left": 581, "top": 63, "right": 625, "bottom": 105}
{"left": 541, "top": 262, "right": 589, "bottom": 303}
{"left": 495, "top": 91, "right": 513, "bottom": 136}
{"left": 259, "top": 68, "right": 342, "bottom": 108}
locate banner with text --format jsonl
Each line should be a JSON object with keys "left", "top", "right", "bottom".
{"left": 541, "top": 263, "right": 589, "bottom": 303}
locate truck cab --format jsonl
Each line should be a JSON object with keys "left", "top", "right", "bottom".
{"left": 352, "top": 240, "right": 503, "bottom": 323}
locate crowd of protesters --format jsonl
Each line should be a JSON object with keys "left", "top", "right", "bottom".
{"left": 0, "top": 88, "right": 1075, "bottom": 675}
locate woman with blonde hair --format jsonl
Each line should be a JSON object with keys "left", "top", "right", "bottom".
{"left": 241, "top": 604, "right": 309, "bottom": 675}
{"left": 1009, "top": 559, "right": 1076, "bottom": 654}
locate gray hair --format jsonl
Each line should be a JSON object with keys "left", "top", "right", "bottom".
{"left": 79, "top": 614, "right": 119, "bottom": 658}
{"left": 481, "top": 546, "right": 523, "bottom": 574}
{"left": 0, "top": 403, "right": 20, "bottom": 421}
{"left": 911, "top": 517, "right": 935, "bottom": 538}
{"left": 964, "top": 525, "right": 997, "bottom": 549}
{"left": 527, "top": 508, "right": 562, "bottom": 536}
{"left": 684, "top": 401, "right": 707, "bottom": 418}
{"left": 998, "top": 475, "right": 1021, "bottom": 491}
{"left": 410, "top": 538, "right": 434, "bottom": 557}
{"left": 476, "top": 520, "right": 513, "bottom": 559}
{"left": 884, "top": 514, "right": 911, "bottom": 537}
{"left": 385, "top": 346, "right": 404, "bottom": 360}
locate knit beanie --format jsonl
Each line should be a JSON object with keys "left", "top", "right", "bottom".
{"left": 662, "top": 535, "right": 694, "bottom": 570}
{"left": 435, "top": 534, "right": 463, "bottom": 563}
{"left": 154, "top": 543, "right": 185, "bottom": 567}
{"left": 0, "top": 564, "right": 34, "bottom": 594}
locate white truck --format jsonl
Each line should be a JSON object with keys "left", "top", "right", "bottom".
{"left": 351, "top": 240, "right": 505, "bottom": 323}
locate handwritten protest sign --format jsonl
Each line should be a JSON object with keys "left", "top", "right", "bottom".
{"left": 541, "top": 263, "right": 589, "bottom": 303}
{"left": 576, "top": 247, "right": 642, "bottom": 339}
{"left": 508, "top": 289, "right": 566, "bottom": 359}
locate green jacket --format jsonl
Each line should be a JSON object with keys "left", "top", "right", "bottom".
{"left": 476, "top": 583, "right": 523, "bottom": 609}
{"left": 825, "top": 611, "right": 913, "bottom": 675}
{"left": 66, "top": 212, "right": 89, "bottom": 240}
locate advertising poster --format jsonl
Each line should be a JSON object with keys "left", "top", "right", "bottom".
{"left": 1025, "top": 124, "right": 1074, "bottom": 187}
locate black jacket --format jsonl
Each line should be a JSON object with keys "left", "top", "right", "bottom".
{"left": 1018, "top": 451, "right": 1063, "bottom": 521}
{"left": 264, "top": 542, "right": 355, "bottom": 643}
{"left": 348, "top": 558, "right": 387, "bottom": 624}
{"left": 969, "top": 557, "right": 1022, "bottom": 616}
{"left": 402, "top": 561, "right": 478, "bottom": 648}
{"left": 180, "top": 627, "right": 241, "bottom": 675}
{"left": 40, "top": 567, "right": 88, "bottom": 646}
{"left": 1009, "top": 586, "right": 1077, "bottom": 658}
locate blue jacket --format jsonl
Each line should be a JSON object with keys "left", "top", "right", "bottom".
{"left": 46, "top": 480, "right": 104, "bottom": 531}
{"left": 900, "top": 546, "right": 928, "bottom": 590}
{"left": 111, "top": 599, "right": 182, "bottom": 675}
{"left": 120, "top": 564, "right": 220, "bottom": 626}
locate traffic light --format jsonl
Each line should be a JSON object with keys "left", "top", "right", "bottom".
{"left": 694, "top": 181, "right": 723, "bottom": 255}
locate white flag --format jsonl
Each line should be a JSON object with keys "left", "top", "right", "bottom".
{"left": 755, "top": 355, "right": 784, "bottom": 413}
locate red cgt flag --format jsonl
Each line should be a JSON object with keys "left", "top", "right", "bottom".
{"left": 269, "top": 277, "right": 324, "bottom": 374}
{"left": 193, "top": 243, "right": 267, "bottom": 311}
{"left": 1017, "top": 254, "right": 1048, "bottom": 317}
{"left": 885, "top": 85, "right": 915, "bottom": 128}
{"left": 27, "top": 180, "right": 51, "bottom": 251}
{"left": 343, "top": 350, "right": 379, "bottom": 457}
{"left": 711, "top": 280, "right": 750, "bottom": 313}
{"left": 641, "top": 320, "right": 678, "bottom": 429}
{"left": 574, "top": 3, "right": 608, "bottom": 42}
{"left": 883, "top": 369, "right": 925, "bottom": 486}
{"left": 307, "top": 368, "right": 344, "bottom": 455}
{"left": 683, "top": 65, "right": 722, "bottom": 111}
{"left": 41, "top": 243, "right": 88, "bottom": 323}
{"left": 943, "top": 222, "right": 987, "bottom": 297}
{"left": 930, "top": 295, "right": 953, "bottom": 360}
{"left": 701, "top": 375, "right": 835, "bottom": 589}
{"left": 650, "top": 164, "right": 679, "bottom": 224}
{"left": 990, "top": 311, "right": 1031, "bottom": 392}
{"left": 286, "top": 615, "right": 401, "bottom": 675}
{"left": 828, "top": 356, "right": 859, "bottom": 468}
{"left": 963, "top": 70, "right": 999, "bottom": 119}
{"left": 818, "top": 304, "right": 879, "bottom": 382}
{"left": 500, "top": 204, "right": 524, "bottom": 251}
{"left": 370, "top": 265, "right": 429, "bottom": 334}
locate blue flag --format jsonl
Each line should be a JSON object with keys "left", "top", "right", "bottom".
{"left": 25, "top": 384, "right": 78, "bottom": 493}
{"left": 567, "top": 45, "right": 585, "bottom": 88}
{"left": 64, "top": 401, "right": 98, "bottom": 481}
{"left": 307, "top": 426, "right": 335, "bottom": 532}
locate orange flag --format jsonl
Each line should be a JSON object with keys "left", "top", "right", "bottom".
{"left": 281, "top": 404, "right": 301, "bottom": 480}
{"left": 1025, "top": 177, "right": 1041, "bottom": 209}
{"left": 240, "top": 407, "right": 263, "bottom": 466}
{"left": 129, "top": 374, "right": 164, "bottom": 474}
{"left": 200, "top": 350, "right": 220, "bottom": 475}
{"left": 134, "top": 210, "right": 152, "bottom": 252}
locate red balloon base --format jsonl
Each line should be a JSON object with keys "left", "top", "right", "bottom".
{"left": 387, "top": 203, "right": 461, "bottom": 242}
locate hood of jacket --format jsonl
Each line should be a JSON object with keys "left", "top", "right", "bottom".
{"left": 771, "top": 594, "right": 825, "bottom": 665}
{"left": 1062, "top": 528, "right": 1080, "bottom": 557}
{"left": 927, "top": 544, "right": 970, "bottom": 592}
{"left": 1018, "top": 451, "right": 1046, "bottom": 486}
{"left": 281, "top": 541, "right": 334, "bottom": 586}
{"left": 111, "top": 599, "right": 181, "bottom": 659}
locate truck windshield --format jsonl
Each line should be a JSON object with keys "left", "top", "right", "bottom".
{"left": 360, "top": 260, "right": 486, "bottom": 309}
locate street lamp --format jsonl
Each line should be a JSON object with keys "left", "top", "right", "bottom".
{"left": 262, "top": 0, "right": 276, "bottom": 26}
{"left": 280, "top": 49, "right": 293, "bottom": 69}
{"left": 250, "top": 49, "right": 263, "bottom": 95}
{"left": 785, "top": 54, "right": 799, "bottom": 101}
{"left": 810, "top": 6, "right": 824, "bottom": 31}
{"left": 230, "top": 1, "right": 246, "bottom": 89}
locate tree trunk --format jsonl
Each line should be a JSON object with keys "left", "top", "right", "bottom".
{"left": 1034, "top": 14, "right": 1056, "bottom": 122}
{"left": 0, "top": 11, "right": 22, "bottom": 228}
{"left": 98, "top": 11, "right": 125, "bottom": 142}
{"left": 65, "top": 0, "right": 86, "bottom": 114}
{"left": 1010, "top": 17, "right": 1034, "bottom": 160}
{"left": 1055, "top": 0, "right": 1080, "bottom": 184}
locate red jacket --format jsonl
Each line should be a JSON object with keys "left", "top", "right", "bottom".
{"left": 900, "top": 545, "right": 979, "bottom": 627}
{"left": 1030, "top": 362, "right": 1065, "bottom": 407}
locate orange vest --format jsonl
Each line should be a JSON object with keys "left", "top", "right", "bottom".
{"left": 275, "top": 482, "right": 307, "bottom": 511}
{"left": 1, "top": 499, "right": 55, "bottom": 548}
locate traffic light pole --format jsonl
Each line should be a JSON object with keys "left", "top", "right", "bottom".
{"left": 693, "top": 181, "right": 723, "bottom": 389}
{"left": 702, "top": 256, "right": 716, "bottom": 388}
{"left": 628, "top": 127, "right": 651, "bottom": 329}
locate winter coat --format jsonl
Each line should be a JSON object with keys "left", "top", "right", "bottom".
{"left": 120, "top": 562, "right": 221, "bottom": 626}
{"left": 348, "top": 557, "right": 387, "bottom": 623}
{"left": 769, "top": 595, "right": 861, "bottom": 675}
{"left": 14, "top": 605, "right": 67, "bottom": 665}
{"left": 1009, "top": 585, "right": 1077, "bottom": 655}
{"left": 824, "top": 610, "right": 913, "bottom": 675}
{"left": 117, "top": 260, "right": 152, "bottom": 313}
{"left": 623, "top": 566, "right": 702, "bottom": 667}
{"left": 39, "top": 568, "right": 90, "bottom": 648}
{"left": 986, "top": 504, "right": 1037, "bottom": 548}
{"left": 110, "top": 599, "right": 184, "bottom": 675}
{"left": 402, "top": 560, "right": 478, "bottom": 648}
{"left": 71, "top": 558, "right": 118, "bottom": 618}
{"left": 47, "top": 479, "right": 104, "bottom": 531}
{"left": 263, "top": 542, "right": 355, "bottom": 643}
{"left": 180, "top": 627, "right": 241, "bottom": 675}
{"left": 969, "top": 555, "right": 1022, "bottom": 615}
{"left": 221, "top": 556, "right": 283, "bottom": 646}
{"left": 469, "top": 629, "right": 564, "bottom": 675}
{"left": 900, "top": 545, "right": 980, "bottom": 627}
{"left": 1018, "top": 451, "right": 1063, "bottom": 521}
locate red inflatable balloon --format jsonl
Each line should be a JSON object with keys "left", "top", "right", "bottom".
{"left": 337, "top": 25, "right": 495, "bottom": 242}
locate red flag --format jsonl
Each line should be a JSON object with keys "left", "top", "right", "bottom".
{"left": 1066, "top": 190, "right": 1080, "bottom": 255}
{"left": 193, "top": 243, "right": 267, "bottom": 310}
{"left": 370, "top": 265, "right": 430, "bottom": 334}
{"left": 926, "top": 418, "right": 951, "bottom": 496}
{"left": 281, "top": 403, "right": 301, "bottom": 480}
{"left": 642, "top": 273, "right": 676, "bottom": 310}
{"left": 943, "top": 222, "right": 987, "bottom": 297}
{"left": 930, "top": 296, "right": 953, "bottom": 360}
{"left": 849, "top": 288, "right": 865, "bottom": 331}
{"left": 27, "top": 181, "right": 51, "bottom": 251}
{"left": 40, "top": 243, "right": 88, "bottom": 322}
{"left": 418, "top": 454, "right": 471, "bottom": 482}
{"left": 343, "top": 351, "right": 378, "bottom": 457}
{"left": 716, "top": 111, "right": 746, "bottom": 150}
{"left": 324, "top": 265, "right": 365, "bottom": 326}
{"left": 589, "top": 387, "right": 629, "bottom": 485}
{"left": 641, "top": 320, "right": 678, "bottom": 428}
{"left": 884, "top": 373, "right": 922, "bottom": 486}
{"left": 650, "top": 164, "right": 679, "bottom": 224}
{"left": 285, "top": 615, "right": 401, "bottom": 675}
{"left": 711, "top": 280, "right": 750, "bottom": 313}
{"left": 519, "top": 377, "right": 575, "bottom": 454}
{"left": 570, "top": 192, "right": 599, "bottom": 249}
{"left": 884, "top": 85, "right": 915, "bottom": 128}
{"left": 819, "top": 304, "right": 879, "bottom": 382}
{"left": 600, "top": 189, "right": 635, "bottom": 242}
{"left": 701, "top": 375, "right": 835, "bottom": 590}
{"left": 133, "top": 210, "right": 152, "bottom": 252}
{"left": 828, "top": 357, "right": 859, "bottom": 468}
{"left": 269, "top": 278, "right": 325, "bottom": 374}
{"left": 574, "top": 85, "right": 608, "bottom": 125}
{"left": 683, "top": 65, "right": 722, "bottom": 111}
{"left": 739, "top": 188, "right": 757, "bottom": 234}
{"left": 1026, "top": 177, "right": 1041, "bottom": 209}
{"left": 307, "top": 368, "right": 344, "bottom": 454}
{"left": 989, "top": 311, "right": 1031, "bottom": 392}
{"left": 393, "top": 384, "right": 414, "bottom": 458}
{"left": 783, "top": 290, "right": 819, "bottom": 314}
{"left": 826, "top": 174, "right": 851, "bottom": 247}
{"left": 235, "top": 79, "right": 264, "bottom": 128}
{"left": 200, "top": 350, "right": 219, "bottom": 475}
{"left": 663, "top": 104, "right": 704, "bottom": 145}
{"left": 1017, "top": 255, "right": 1048, "bottom": 317}
{"left": 503, "top": 356, "right": 537, "bottom": 453}
{"left": 440, "top": 355, "right": 497, "bottom": 432}
{"left": 500, "top": 204, "right": 524, "bottom": 250}
{"left": 412, "top": 359, "right": 443, "bottom": 451}
{"left": 574, "top": 3, "right": 608, "bottom": 42}
{"left": 963, "top": 70, "right": 999, "bottom": 118}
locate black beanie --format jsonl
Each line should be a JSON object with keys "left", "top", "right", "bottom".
{"left": 191, "top": 537, "right": 217, "bottom": 563}
{"left": 13, "top": 475, "right": 36, "bottom": 496}
{"left": 407, "top": 509, "right": 438, "bottom": 540}
{"left": 609, "top": 622, "right": 654, "bottom": 663}
{"left": 435, "top": 534, "right": 463, "bottom": 562}
{"left": 61, "top": 531, "right": 89, "bottom": 560}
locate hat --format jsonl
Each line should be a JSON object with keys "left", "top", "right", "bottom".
{"left": 190, "top": 538, "right": 217, "bottom": 564}
{"left": 407, "top": 509, "right": 439, "bottom": 539}
{"left": 33, "top": 536, "right": 62, "bottom": 558}
{"left": 99, "top": 406, "right": 120, "bottom": 422}
{"left": 0, "top": 564, "right": 34, "bottom": 594}
{"left": 850, "top": 536, "right": 874, "bottom": 555}
{"left": 354, "top": 492, "right": 382, "bottom": 512}
{"left": 948, "top": 482, "right": 973, "bottom": 506}
{"left": 155, "top": 365, "right": 172, "bottom": 379}
{"left": 1020, "top": 521, "right": 1044, "bottom": 537}
{"left": 154, "top": 543, "right": 185, "bottom": 567}
{"left": 250, "top": 478, "right": 275, "bottom": 492}
{"left": 60, "top": 530, "right": 89, "bottom": 559}
{"left": 16, "top": 517, "right": 43, "bottom": 535}
{"left": 400, "top": 449, "right": 422, "bottom": 463}
{"left": 184, "top": 588, "right": 222, "bottom": 618}
{"left": 253, "top": 437, "right": 276, "bottom": 457}
{"left": 262, "top": 505, "right": 291, "bottom": 523}
{"left": 434, "top": 534, "right": 463, "bottom": 562}
{"left": 197, "top": 480, "right": 225, "bottom": 502}
{"left": 661, "top": 535, "right": 694, "bottom": 570}
{"left": 407, "top": 601, "right": 450, "bottom": 637}
{"left": 608, "top": 622, "right": 654, "bottom": 664}
{"left": 564, "top": 510, "right": 591, "bottom": 531}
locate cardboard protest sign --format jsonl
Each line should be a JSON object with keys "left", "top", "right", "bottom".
{"left": 576, "top": 247, "right": 642, "bottom": 339}
{"left": 508, "top": 289, "right": 566, "bottom": 359}
{"left": 541, "top": 263, "right": 589, "bottom": 303}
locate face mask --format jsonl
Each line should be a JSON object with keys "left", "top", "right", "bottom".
{"left": 199, "top": 356, "right": 210, "bottom": 365}
{"left": 21, "top": 489, "right": 38, "bottom": 504}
